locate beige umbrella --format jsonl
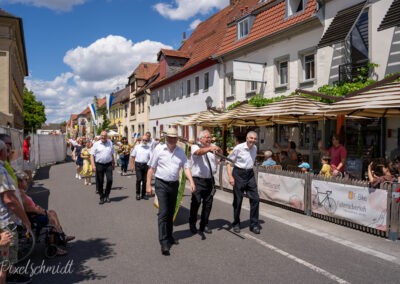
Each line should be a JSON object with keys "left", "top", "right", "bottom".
{"left": 201, "top": 95, "right": 331, "bottom": 127}
{"left": 322, "top": 81, "right": 400, "bottom": 117}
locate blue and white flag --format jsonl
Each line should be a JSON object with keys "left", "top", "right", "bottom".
{"left": 88, "top": 103, "right": 97, "bottom": 125}
{"left": 106, "top": 94, "right": 114, "bottom": 118}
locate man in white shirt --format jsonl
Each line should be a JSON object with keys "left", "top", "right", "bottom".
{"left": 146, "top": 128, "right": 195, "bottom": 256}
{"left": 90, "top": 131, "right": 115, "bottom": 205}
{"left": 226, "top": 131, "right": 261, "bottom": 234}
{"left": 130, "top": 137, "right": 151, "bottom": 200}
{"left": 189, "top": 130, "right": 221, "bottom": 234}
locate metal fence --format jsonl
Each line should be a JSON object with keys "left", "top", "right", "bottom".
{"left": 0, "top": 126, "right": 67, "bottom": 171}
{"left": 215, "top": 164, "right": 400, "bottom": 240}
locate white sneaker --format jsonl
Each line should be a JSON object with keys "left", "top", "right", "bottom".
{"left": 78, "top": 175, "right": 82, "bottom": 180}
{"left": 75, "top": 174, "right": 78, "bottom": 179}
{"left": 84, "top": 180, "right": 87, "bottom": 185}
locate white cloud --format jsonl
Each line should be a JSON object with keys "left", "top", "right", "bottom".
{"left": 26, "top": 36, "right": 172, "bottom": 122}
{"left": 189, "top": 19, "right": 202, "bottom": 30}
{"left": 3, "top": 0, "right": 87, "bottom": 11}
{"left": 154, "top": 0, "right": 229, "bottom": 20}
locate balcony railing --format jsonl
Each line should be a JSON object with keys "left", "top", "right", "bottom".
{"left": 338, "top": 61, "right": 369, "bottom": 83}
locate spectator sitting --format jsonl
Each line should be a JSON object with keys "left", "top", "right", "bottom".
{"left": 319, "top": 155, "right": 332, "bottom": 177}
{"left": 368, "top": 161, "right": 395, "bottom": 189}
{"left": 15, "top": 171, "right": 75, "bottom": 256}
{"left": 298, "top": 162, "right": 311, "bottom": 173}
{"left": 275, "top": 141, "right": 298, "bottom": 164}
{"left": 262, "top": 150, "right": 276, "bottom": 167}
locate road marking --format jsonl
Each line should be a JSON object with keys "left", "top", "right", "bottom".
{"left": 263, "top": 213, "right": 398, "bottom": 263}
{"left": 243, "top": 232, "right": 351, "bottom": 284}
{"left": 214, "top": 193, "right": 399, "bottom": 264}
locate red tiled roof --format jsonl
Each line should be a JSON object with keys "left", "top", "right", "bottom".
{"left": 81, "top": 106, "right": 90, "bottom": 115}
{"left": 150, "top": 0, "right": 261, "bottom": 89}
{"left": 158, "top": 49, "right": 189, "bottom": 60}
{"left": 133, "top": 62, "right": 159, "bottom": 80}
{"left": 98, "top": 97, "right": 106, "bottom": 108}
{"left": 70, "top": 114, "right": 78, "bottom": 121}
{"left": 217, "top": 0, "right": 318, "bottom": 56}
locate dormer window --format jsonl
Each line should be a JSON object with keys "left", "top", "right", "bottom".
{"left": 237, "top": 16, "right": 254, "bottom": 39}
{"left": 286, "top": 0, "right": 306, "bottom": 17}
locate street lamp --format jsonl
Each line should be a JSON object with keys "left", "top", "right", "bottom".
{"left": 205, "top": 96, "right": 213, "bottom": 110}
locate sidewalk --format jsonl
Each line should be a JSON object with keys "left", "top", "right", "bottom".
{"left": 212, "top": 188, "right": 400, "bottom": 265}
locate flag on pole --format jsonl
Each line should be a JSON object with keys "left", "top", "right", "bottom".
{"left": 106, "top": 94, "right": 114, "bottom": 118}
{"left": 88, "top": 103, "right": 97, "bottom": 125}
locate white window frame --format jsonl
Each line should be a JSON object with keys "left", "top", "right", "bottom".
{"left": 286, "top": 0, "right": 305, "bottom": 18}
{"left": 194, "top": 76, "right": 199, "bottom": 94}
{"left": 278, "top": 60, "right": 288, "bottom": 86}
{"left": 303, "top": 53, "right": 315, "bottom": 81}
{"left": 237, "top": 18, "right": 250, "bottom": 39}
{"left": 246, "top": 81, "right": 258, "bottom": 93}
{"left": 186, "top": 79, "right": 191, "bottom": 97}
{"left": 204, "top": 72, "right": 209, "bottom": 91}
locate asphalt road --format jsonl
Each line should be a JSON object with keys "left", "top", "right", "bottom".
{"left": 23, "top": 159, "right": 400, "bottom": 284}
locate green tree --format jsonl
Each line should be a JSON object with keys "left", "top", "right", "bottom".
{"left": 96, "top": 108, "right": 110, "bottom": 135}
{"left": 23, "top": 87, "right": 46, "bottom": 133}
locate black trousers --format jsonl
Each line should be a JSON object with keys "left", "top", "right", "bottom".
{"left": 135, "top": 162, "right": 148, "bottom": 196}
{"left": 155, "top": 178, "right": 179, "bottom": 246}
{"left": 189, "top": 177, "right": 213, "bottom": 229}
{"left": 232, "top": 167, "right": 260, "bottom": 228}
{"left": 95, "top": 162, "right": 113, "bottom": 199}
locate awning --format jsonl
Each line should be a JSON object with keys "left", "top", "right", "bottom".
{"left": 317, "top": 1, "right": 366, "bottom": 48}
{"left": 321, "top": 80, "right": 400, "bottom": 117}
{"left": 378, "top": 0, "right": 400, "bottom": 31}
{"left": 196, "top": 95, "right": 331, "bottom": 127}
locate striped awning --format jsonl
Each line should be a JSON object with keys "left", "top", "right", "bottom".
{"left": 197, "top": 95, "right": 330, "bottom": 126}
{"left": 322, "top": 81, "right": 400, "bottom": 117}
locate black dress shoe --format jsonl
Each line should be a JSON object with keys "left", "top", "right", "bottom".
{"left": 200, "top": 226, "right": 212, "bottom": 234}
{"left": 142, "top": 195, "right": 149, "bottom": 200}
{"left": 136, "top": 195, "right": 141, "bottom": 200}
{"left": 233, "top": 225, "right": 240, "bottom": 233}
{"left": 161, "top": 245, "right": 170, "bottom": 256}
{"left": 99, "top": 198, "right": 104, "bottom": 205}
{"left": 250, "top": 226, "right": 261, "bottom": 234}
{"left": 189, "top": 223, "right": 197, "bottom": 234}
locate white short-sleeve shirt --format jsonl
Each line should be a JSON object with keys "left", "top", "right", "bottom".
{"left": 90, "top": 139, "right": 114, "bottom": 163}
{"left": 190, "top": 144, "right": 217, "bottom": 178}
{"left": 148, "top": 144, "right": 188, "bottom": 182}
{"left": 228, "top": 142, "right": 257, "bottom": 169}
{"left": 131, "top": 143, "right": 151, "bottom": 163}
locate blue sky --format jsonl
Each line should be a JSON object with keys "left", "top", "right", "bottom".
{"left": 0, "top": 0, "right": 229, "bottom": 122}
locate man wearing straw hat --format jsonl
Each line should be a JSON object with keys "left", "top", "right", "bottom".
{"left": 146, "top": 128, "right": 195, "bottom": 256}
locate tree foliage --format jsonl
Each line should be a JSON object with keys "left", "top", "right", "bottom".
{"left": 23, "top": 87, "right": 46, "bottom": 133}
{"left": 96, "top": 107, "right": 110, "bottom": 135}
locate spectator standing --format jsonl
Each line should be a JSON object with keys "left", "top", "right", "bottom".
{"left": 226, "top": 131, "right": 261, "bottom": 234}
{"left": 73, "top": 138, "right": 83, "bottom": 180}
{"left": 318, "top": 134, "right": 347, "bottom": 177}
{"left": 90, "top": 131, "right": 115, "bottom": 205}
{"left": 130, "top": 137, "right": 151, "bottom": 200}
{"left": 189, "top": 130, "right": 221, "bottom": 234}
{"left": 146, "top": 128, "right": 195, "bottom": 256}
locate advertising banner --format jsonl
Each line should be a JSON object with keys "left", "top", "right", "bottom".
{"left": 311, "top": 180, "right": 387, "bottom": 231}
{"left": 258, "top": 172, "right": 305, "bottom": 210}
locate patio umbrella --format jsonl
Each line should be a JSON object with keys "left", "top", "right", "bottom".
{"left": 322, "top": 81, "right": 400, "bottom": 117}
